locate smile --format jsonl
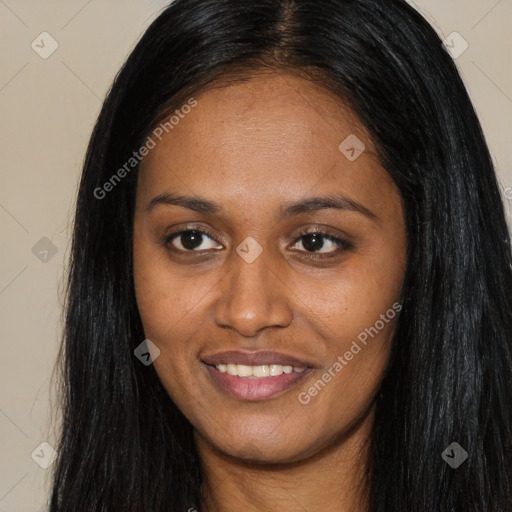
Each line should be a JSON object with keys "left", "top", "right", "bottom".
{"left": 203, "top": 362, "right": 312, "bottom": 401}
{"left": 215, "top": 363, "right": 306, "bottom": 378}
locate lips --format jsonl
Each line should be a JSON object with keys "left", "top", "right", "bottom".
{"left": 201, "top": 350, "right": 313, "bottom": 401}
{"left": 201, "top": 350, "right": 312, "bottom": 368}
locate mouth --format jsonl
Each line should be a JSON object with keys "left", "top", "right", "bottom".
{"left": 201, "top": 350, "right": 314, "bottom": 401}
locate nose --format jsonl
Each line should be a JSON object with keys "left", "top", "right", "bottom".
{"left": 214, "top": 244, "right": 294, "bottom": 337}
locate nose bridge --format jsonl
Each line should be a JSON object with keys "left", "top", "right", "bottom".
{"left": 214, "top": 240, "right": 293, "bottom": 336}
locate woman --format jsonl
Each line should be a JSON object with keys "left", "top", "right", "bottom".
{"left": 49, "top": 0, "right": 512, "bottom": 510}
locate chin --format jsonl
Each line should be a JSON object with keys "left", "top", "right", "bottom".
{"left": 197, "top": 423, "right": 325, "bottom": 465}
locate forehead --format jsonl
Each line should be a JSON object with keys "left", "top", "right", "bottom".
{"left": 137, "top": 70, "right": 395, "bottom": 216}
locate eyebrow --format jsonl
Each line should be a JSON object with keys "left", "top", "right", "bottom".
{"left": 145, "top": 192, "right": 377, "bottom": 221}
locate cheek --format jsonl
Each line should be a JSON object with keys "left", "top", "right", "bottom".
{"left": 301, "top": 250, "right": 404, "bottom": 340}
{"left": 294, "top": 293, "right": 397, "bottom": 441}
{"left": 132, "top": 233, "right": 218, "bottom": 389}
{"left": 133, "top": 231, "right": 202, "bottom": 334}
{"left": 132, "top": 245, "right": 199, "bottom": 402}
{"left": 292, "top": 247, "right": 403, "bottom": 408}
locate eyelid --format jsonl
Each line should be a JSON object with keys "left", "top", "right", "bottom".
{"left": 290, "top": 226, "right": 354, "bottom": 254}
{"left": 163, "top": 223, "right": 354, "bottom": 257}
{"left": 163, "top": 224, "right": 221, "bottom": 250}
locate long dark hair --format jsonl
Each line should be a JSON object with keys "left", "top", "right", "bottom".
{"left": 49, "top": 0, "right": 512, "bottom": 510}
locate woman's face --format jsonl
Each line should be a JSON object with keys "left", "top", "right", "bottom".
{"left": 133, "top": 70, "right": 407, "bottom": 463}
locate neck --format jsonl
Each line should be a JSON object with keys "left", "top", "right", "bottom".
{"left": 195, "top": 407, "right": 374, "bottom": 512}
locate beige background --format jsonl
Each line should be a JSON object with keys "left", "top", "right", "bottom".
{"left": 0, "top": 1, "right": 511, "bottom": 510}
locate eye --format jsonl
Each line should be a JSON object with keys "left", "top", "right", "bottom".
{"left": 165, "top": 228, "right": 222, "bottom": 253}
{"left": 163, "top": 226, "right": 354, "bottom": 257}
{"left": 290, "top": 229, "right": 353, "bottom": 256}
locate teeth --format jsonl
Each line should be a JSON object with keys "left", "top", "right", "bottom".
{"left": 253, "top": 365, "right": 270, "bottom": 377}
{"left": 237, "top": 364, "right": 253, "bottom": 377}
{"left": 269, "top": 364, "right": 283, "bottom": 376}
{"left": 215, "top": 363, "right": 307, "bottom": 377}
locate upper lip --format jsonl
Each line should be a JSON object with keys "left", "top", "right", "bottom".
{"left": 202, "top": 350, "right": 312, "bottom": 368}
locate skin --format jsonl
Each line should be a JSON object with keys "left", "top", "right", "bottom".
{"left": 133, "top": 69, "right": 407, "bottom": 512}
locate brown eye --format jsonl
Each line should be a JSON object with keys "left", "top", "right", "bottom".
{"left": 165, "top": 229, "right": 223, "bottom": 252}
{"left": 290, "top": 229, "right": 353, "bottom": 256}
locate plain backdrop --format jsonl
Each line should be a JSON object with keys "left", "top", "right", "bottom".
{"left": 0, "top": 1, "right": 511, "bottom": 510}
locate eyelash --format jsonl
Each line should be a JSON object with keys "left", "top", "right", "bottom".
{"left": 163, "top": 225, "right": 354, "bottom": 259}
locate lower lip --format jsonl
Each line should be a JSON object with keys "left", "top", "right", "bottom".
{"left": 204, "top": 364, "right": 311, "bottom": 401}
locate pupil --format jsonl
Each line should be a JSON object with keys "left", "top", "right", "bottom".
{"left": 182, "top": 230, "right": 203, "bottom": 250}
{"left": 302, "top": 233, "right": 324, "bottom": 252}
{"left": 179, "top": 231, "right": 327, "bottom": 252}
